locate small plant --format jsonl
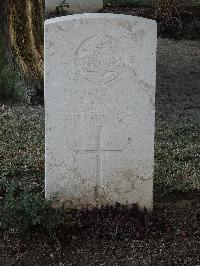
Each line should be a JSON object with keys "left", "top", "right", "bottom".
{"left": 0, "top": 181, "right": 71, "bottom": 233}
{"left": 55, "top": 0, "right": 70, "bottom": 13}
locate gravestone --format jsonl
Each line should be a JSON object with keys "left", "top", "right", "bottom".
{"left": 45, "top": 14, "right": 157, "bottom": 209}
{"left": 45, "top": 0, "right": 103, "bottom": 14}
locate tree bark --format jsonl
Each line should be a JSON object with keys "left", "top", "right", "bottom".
{"left": 0, "top": 0, "right": 44, "bottom": 103}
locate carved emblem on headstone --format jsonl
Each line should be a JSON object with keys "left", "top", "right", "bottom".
{"left": 75, "top": 35, "right": 125, "bottom": 85}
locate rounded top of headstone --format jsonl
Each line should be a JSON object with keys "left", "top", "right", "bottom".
{"left": 45, "top": 13, "right": 157, "bottom": 28}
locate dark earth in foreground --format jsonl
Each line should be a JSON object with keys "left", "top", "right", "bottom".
{"left": 1, "top": 193, "right": 200, "bottom": 265}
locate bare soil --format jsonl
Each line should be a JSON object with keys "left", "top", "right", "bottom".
{"left": 0, "top": 193, "right": 200, "bottom": 265}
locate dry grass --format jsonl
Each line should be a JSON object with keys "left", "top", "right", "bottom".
{"left": 153, "top": 0, "right": 180, "bottom": 21}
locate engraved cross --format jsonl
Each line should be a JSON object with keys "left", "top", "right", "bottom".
{"left": 79, "top": 126, "right": 123, "bottom": 181}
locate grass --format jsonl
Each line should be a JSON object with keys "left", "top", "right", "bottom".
{"left": 0, "top": 105, "right": 44, "bottom": 190}
{"left": 104, "top": 0, "right": 152, "bottom": 6}
{"left": 0, "top": 180, "right": 69, "bottom": 232}
{"left": 0, "top": 104, "right": 199, "bottom": 194}
{"left": 0, "top": 104, "right": 199, "bottom": 232}
{"left": 0, "top": 105, "right": 71, "bottom": 232}
{"left": 155, "top": 118, "right": 200, "bottom": 195}
{"left": 104, "top": 0, "right": 200, "bottom": 6}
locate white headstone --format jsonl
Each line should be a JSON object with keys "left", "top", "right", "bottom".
{"left": 45, "top": 0, "right": 103, "bottom": 14}
{"left": 45, "top": 14, "right": 157, "bottom": 210}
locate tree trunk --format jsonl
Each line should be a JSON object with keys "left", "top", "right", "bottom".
{"left": 0, "top": 0, "right": 44, "bottom": 103}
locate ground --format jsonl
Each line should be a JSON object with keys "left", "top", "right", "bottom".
{"left": 1, "top": 8, "right": 200, "bottom": 266}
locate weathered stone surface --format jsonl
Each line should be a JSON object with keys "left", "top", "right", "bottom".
{"left": 45, "top": 0, "right": 103, "bottom": 13}
{"left": 45, "top": 14, "right": 157, "bottom": 209}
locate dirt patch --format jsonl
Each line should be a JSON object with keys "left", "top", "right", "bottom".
{"left": 0, "top": 193, "right": 200, "bottom": 265}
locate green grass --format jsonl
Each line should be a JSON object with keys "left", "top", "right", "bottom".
{"left": 0, "top": 104, "right": 199, "bottom": 232}
{"left": 155, "top": 119, "right": 200, "bottom": 194}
